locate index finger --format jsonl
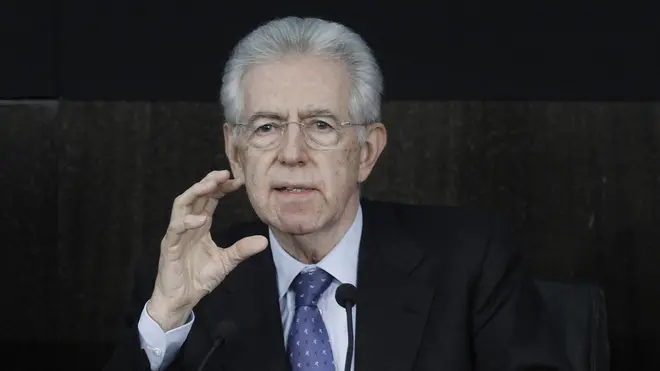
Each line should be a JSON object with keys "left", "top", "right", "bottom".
{"left": 203, "top": 177, "right": 245, "bottom": 216}
{"left": 209, "top": 176, "right": 244, "bottom": 199}
{"left": 173, "top": 170, "right": 231, "bottom": 211}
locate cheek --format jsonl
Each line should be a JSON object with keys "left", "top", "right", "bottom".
{"left": 343, "top": 146, "right": 361, "bottom": 168}
{"left": 247, "top": 171, "right": 260, "bottom": 189}
{"left": 329, "top": 147, "right": 361, "bottom": 183}
{"left": 241, "top": 152, "right": 270, "bottom": 190}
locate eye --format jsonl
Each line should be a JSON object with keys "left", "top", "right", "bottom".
{"left": 312, "top": 120, "right": 333, "bottom": 131}
{"left": 254, "top": 123, "right": 277, "bottom": 134}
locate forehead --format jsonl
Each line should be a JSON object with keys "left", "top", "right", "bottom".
{"left": 241, "top": 55, "right": 351, "bottom": 118}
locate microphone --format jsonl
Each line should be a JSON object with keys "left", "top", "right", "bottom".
{"left": 196, "top": 319, "right": 238, "bottom": 371}
{"left": 335, "top": 283, "right": 357, "bottom": 371}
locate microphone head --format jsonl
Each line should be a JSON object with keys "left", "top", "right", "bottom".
{"left": 212, "top": 319, "right": 238, "bottom": 342}
{"left": 335, "top": 283, "right": 358, "bottom": 308}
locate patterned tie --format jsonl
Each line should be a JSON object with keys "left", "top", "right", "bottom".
{"left": 287, "top": 268, "right": 335, "bottom": 371}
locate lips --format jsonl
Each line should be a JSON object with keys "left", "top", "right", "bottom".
{"left": 276, "top": 187, "right": 310, "bottom": 192}
{"left": 272, "top": 184, "right": 317, "bottom": 193}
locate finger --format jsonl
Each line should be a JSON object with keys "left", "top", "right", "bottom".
{"left": 192, "top": 186, "right": 215, "bottom": 215}
{"left": 192, "top": 170, "right": 233, "bottom": 214}
{"left": 203, "top": 177, "right": 245, "bottom": 216}
{"left": 200, "top": 169, "right": 232, "bottom": 184}
{"left": 209, "top": 176, "right": 244, "bottom": 199}
{"left": 174, "top": 170, "right": 232, "bottom": 211}
{"left": 171, "top": 182, "right": 217, "bottom": 224}
{"left": 221, "top": 235, "right": 268, "bottom": 270}
{"left": 162, "top": 214, "right": 208, "bottom": 250}
{"left": 202, "top": 197, "right": 218, "bottom": 217}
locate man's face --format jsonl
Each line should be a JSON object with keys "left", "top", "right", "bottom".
{"left": 224, "top": 55, "right": 386, "bottom": 235}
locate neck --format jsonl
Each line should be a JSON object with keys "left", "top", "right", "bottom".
{"left": 272, "top": 193, "right": 360, "bottom": 264}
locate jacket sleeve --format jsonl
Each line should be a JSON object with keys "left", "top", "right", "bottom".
{"left": 103, "top": 249, "right": 187, "bottom": 371}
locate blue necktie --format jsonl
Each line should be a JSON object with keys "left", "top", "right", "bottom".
{"left": 287, "top": 268, "right": 335, "bottom": 370}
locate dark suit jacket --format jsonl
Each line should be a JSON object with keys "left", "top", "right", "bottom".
{"left": 104, "top": 199, "right": 572, "bottom": 371}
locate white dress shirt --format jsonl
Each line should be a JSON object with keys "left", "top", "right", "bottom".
{"left": 138, "top": 205, "right": 362, "bottom": 371}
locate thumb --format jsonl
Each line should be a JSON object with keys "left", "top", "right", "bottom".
{"left": 223, "top": 235, "right": 269, "bottom": 269}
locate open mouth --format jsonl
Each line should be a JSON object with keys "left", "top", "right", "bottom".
{"left": 274, "top": 187, "right": 315, "bottom": 194}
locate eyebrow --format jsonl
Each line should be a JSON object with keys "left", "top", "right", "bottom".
{"left": 246, "top": 108, "right": 339, "bottom": 124}
{"left": 246, "top": 111, "right": 282, "bottom": 124}
{"left": 298, "top": 108, "right": 336, "bottom": 118}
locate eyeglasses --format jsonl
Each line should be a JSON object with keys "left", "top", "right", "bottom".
{"left": 234, "top": 117, "right": 364, "bottom": 150}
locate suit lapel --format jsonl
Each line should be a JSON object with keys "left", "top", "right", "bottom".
{"left": 195, "top": 221, "right": 289, "bottom": 371}
{"left": 355, "top": 200, "right": 435, "bottom": 371}
{"left": 193, "top": 200, "right": 434, "bottom": 371}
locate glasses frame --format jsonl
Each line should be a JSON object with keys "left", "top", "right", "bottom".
{"left": 233, "top": 120, "right": 365, "bottom": 150}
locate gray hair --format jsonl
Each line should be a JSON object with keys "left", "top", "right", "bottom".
{"left": 220, "top": 17, "right": 383, "bottom": 136}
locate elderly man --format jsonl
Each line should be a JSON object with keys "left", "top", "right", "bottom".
{"left": 105, "top": 17, "right": 570, "bottom": 371}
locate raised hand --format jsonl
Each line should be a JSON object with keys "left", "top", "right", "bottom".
{"left": 147, "top": 170, "right": 268, "bottom": 331}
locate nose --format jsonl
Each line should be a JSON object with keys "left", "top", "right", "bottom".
{"left": 277, "top": 123, "right": 309, "bottom": 165}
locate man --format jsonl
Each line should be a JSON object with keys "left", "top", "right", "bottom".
{"left": 105, "top": 17, "right": 570, "bottom": 371}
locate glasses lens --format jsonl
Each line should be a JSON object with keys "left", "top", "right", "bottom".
{"left": 241, "top": 118, "right": 344, "bottom": 149}
{"left": 246, "top": 120, "right": 282, "bottom": 148}
{"left": 302, "top": 118, "right": 340, "bottom": 148}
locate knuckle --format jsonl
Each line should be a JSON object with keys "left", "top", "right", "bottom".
{"left": 192, "top": 182, "right": 206, "bottom": 194}
{"left": 168, "top": 219, "right": 184, "bottom": 234}
{"left": 226, "top": 246, "right": 242, "bottom": 265}
{"left": 216, "top": 252, "right": 232, "bottom": 271}
{"left": 184, "top": 216, "right": 198, "bottom": 229}
{"left": 183, "top": 217, "right": 197, "bottom": 230}
{"left": 210, "top": 251, "right": 231, "bottom": 274}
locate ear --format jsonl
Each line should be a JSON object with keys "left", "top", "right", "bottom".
{"left": 223, "top": 123, "right": 245, "bottom": 181}
{"left": 357, "top": 123, "right": 387, "bottom": 183}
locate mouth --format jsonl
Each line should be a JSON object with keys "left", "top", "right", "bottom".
{"left": 273, "top": 186, "right": 317, "bottom": 194}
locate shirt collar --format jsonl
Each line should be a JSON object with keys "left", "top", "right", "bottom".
{"left": 269, "top": 204, "right": 363, "bottom": 299}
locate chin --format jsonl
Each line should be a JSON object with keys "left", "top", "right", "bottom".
{"left": 267, "top": 198, "right": 327, "bottom": 235}
{"left": 272, "top": 207, "right": 327, "bottom": 235}
{"left": 250, "top": 189, "right": 334, "bottom": 235}
{"left": 273, "top": 220, "right": 321, "bottom": 235}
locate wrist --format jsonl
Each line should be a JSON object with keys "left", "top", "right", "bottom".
{"left": 147, "top": 295, "right": 190, "bottom": 332}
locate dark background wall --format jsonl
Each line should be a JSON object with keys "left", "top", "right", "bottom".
{"left": 2, "top": 100, "right": 659, "bottom": 370}
{"left": 2, "top": 1, "right": 660, "bottom": 370}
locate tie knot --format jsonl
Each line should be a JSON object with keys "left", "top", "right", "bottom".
{"left": 292, "top": 268, "right": 333, "bottom": 307}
